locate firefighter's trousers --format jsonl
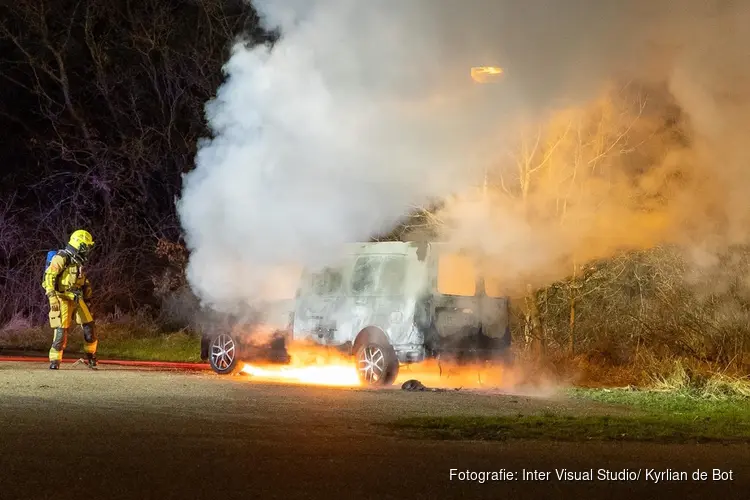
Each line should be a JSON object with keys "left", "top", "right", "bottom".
{"left": 48, "top": 297, "right": 97, "bottom": 362}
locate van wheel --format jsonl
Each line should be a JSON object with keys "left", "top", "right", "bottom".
{"left": 209, "top": 333, "right": 242, "bottom": 375}
{"left": 356, "top": 342, "right": 399, "bottom": 386}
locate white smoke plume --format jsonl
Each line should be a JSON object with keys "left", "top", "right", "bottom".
{"left": 177, "top": 0, "right": 750, "bottom": 310}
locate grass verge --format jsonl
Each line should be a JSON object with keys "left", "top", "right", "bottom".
{"left": 94, "top": 332, "right": 202, "bottom": 362}
{"left": 0, "top": 324, "right": 202, "bottom": 363}
{"left": 391, "top": 387, "right": 750, "bottom": 443}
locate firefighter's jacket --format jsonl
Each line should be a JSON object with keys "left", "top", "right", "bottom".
{"left": 42, "top": 252, "right": 92, "bottom": 301}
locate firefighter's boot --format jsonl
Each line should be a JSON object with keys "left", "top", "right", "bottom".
{"left": 86, "top": 353, "right": 98, "bottom": 369}
{"left": 82, "top": 322, "right": 98, "bottom": 369}
{"left": 49, "top": 360, "right": 60, "bottom": 370}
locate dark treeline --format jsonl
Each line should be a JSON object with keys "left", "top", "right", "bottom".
{"left": 0, "top": 0, "right": 274, "bottom": 324}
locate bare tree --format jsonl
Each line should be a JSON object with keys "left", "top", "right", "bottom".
{"left": 0, "top": 0, "right": 265, "bottom": 326}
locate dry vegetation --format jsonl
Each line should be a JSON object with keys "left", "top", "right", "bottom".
{"left": 496, "top": 89, "right": 750, "bottom": 384}
{"left": 505, "top": 245, "right": 750, "bottom": 387}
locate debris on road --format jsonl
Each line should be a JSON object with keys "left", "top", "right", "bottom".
{"left": 71, "top": 357, "right": 98, "bottom": 369}
{"left": 401, "top": 379, "right": 460, "bottom": 392}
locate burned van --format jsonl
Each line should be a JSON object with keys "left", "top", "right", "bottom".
{"left": 291, "top": 241, "right": 511, "bottom": 385}
{"left": 202, "top": 241, "right": 511, "bottom": 385}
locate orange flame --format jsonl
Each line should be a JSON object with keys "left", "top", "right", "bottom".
{"left": 240, "top": 343, "right": 361, "bottom": 387}
{"left": 402, "top": 360, "right": 506, "bottom": 387}
{"left": 239, "top": 342, "right": 515, "bottom": 389}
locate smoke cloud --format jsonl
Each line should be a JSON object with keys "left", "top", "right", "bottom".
{"left": 177, "top": 0, "right": 750, "bottom": 309}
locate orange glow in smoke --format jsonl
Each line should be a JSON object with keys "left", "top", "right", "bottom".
{"left": 470, "top": 66, "right": 504, "bottom": 83}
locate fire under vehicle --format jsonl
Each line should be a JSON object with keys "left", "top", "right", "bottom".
{"left": 201, "top": 241, "right": 512, "bottom": 385}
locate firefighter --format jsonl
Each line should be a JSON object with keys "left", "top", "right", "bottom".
{"left": 42, "top": 230, "right": 97, "bottom": 370}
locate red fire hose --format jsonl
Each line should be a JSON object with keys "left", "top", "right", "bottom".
{"left": 0, "top": 356, "right": 209, "bottom": 370}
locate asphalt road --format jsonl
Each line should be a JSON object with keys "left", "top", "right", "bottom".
{"left": 1, "top": 362, "right": 749, "bottom": 500}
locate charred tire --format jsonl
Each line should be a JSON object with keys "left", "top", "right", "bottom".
{"left": 208, "top": 333, "right": 242, "bottom": 375}
{"left": 355, "top": 342, "right": 399, "bottom": 386}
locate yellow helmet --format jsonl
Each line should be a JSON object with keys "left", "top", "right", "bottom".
{"left": 68, "top": 229, "right": 94, "bottom": 253}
